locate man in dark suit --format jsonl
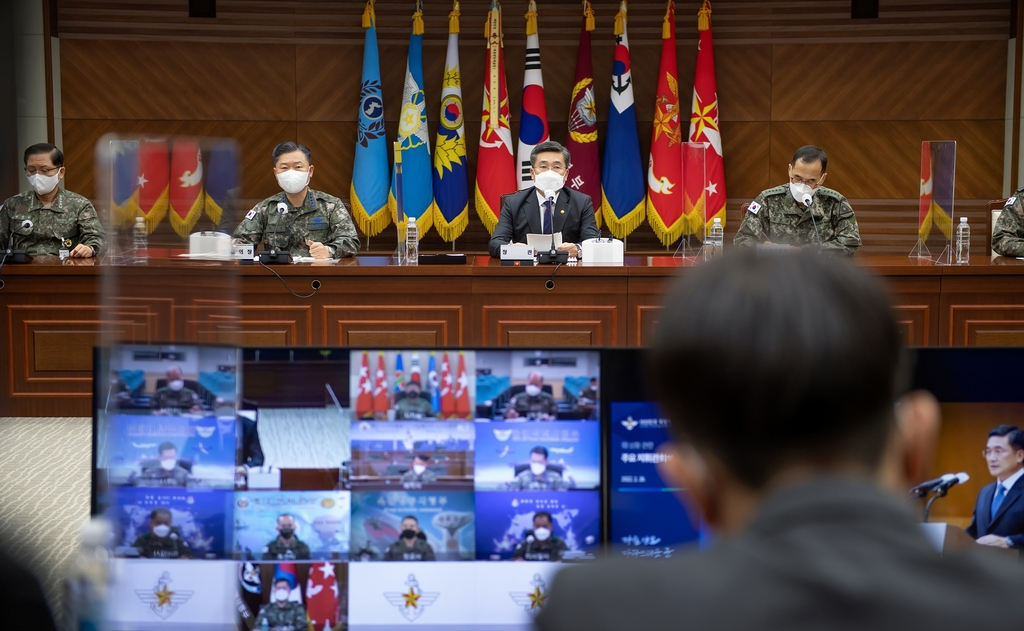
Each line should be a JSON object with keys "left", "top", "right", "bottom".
{"left": 966, "top": 425, "right": 1024, "bottom": 549}
{"left": 537, "top": 252, "right": 1024, "bottom": 631}
{"left": 487, "top": 140, "right": 599, "bottom": 259}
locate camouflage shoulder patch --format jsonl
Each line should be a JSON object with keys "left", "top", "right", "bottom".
{"left": 245, "top": 208, "right": 257, "bottom": 221}
{"left": 748, "top": 201, "right": 761, "bottom": 215}
{"left": 816, "top": 187, "right": 844, "bottom": 202}
{"left": 1006, "top": 196, "right": 1017, "bottom": 207}
{"left": 762, "top": 185, "right": 788, "bottom": 197}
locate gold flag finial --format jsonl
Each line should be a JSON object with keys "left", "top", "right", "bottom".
{"left": 584, "top": 0, "right": 595, "bottom": 31}
{"left": 697, "top": 0, "right": 711, "bottom": 32}
{"left": 662, "top": 0, "right": 673, "bottom": 39}
{"left": 525, "top": 1, "right": 538, "bottom": 36}
{"left": 614, "top": 1, "right": 626, "bottom": 35}
{"left": 362, "top": 0, "right": 375, "bottom": 28}
{"left": 449, "top": 0, "right": 461, "bottom": 33}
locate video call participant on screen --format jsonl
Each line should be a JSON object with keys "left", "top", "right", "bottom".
{"left": 262, "top": 514, "right": 311, "bottom": 561}
{"left": 511, "top": 446, "right": 566, "bottom": 490}
{"left": 576, "top": 377, "right": 599, "bottom": 417}
{"left": 232, "top": 142, "right": 359, "bottom": 259}
{"left": 133, "top": 442, "right": 191, "bottom": 487}
{"left": 538, "top": 251, "right": 1024, "bottom": 630}
{"left": 132, "top": 508, "right": 192, "bottom": 559}
{"left": 511, "top": 512, "right": 567, "bottom": 562}
{"left": 383, "top": 516, "right": 436, "bottom": 561}
{"left": 181, "top": 416, "right": 235, "bottom": 465}
{"left": 505, "top": 371, "right": 558, "bottom": 420}
{"left": 966, "top": 425, "right": 1024, "bottom": 549}
{"left": 255, "top": 577, "right": 307, "bottom": 631}
{"left": 395, "top": 380, "right": 435, "bottom": 420}
{"left": 733, "top": 145, "right": 861, "bottom": 255}
{"left": 401, "top": 454, "right": 438, "bottom": 485}
{"left": 150, "top": 366, "right": 203, "bottom": 415}
{"left": 107, "top": 370, "right": 132, "bottom": 410}
{"left": 487, "top": 140, "right": 599, "bottom": 259}
{"left": 0, "top": 143, "right": 105, "bottom": 258}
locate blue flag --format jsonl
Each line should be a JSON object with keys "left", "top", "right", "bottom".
{"left": 110, "top": 140, "right": 139, "bottom": 226}
{"left": 389, "top": 1, "right": 433, "bottom": 237}
{"left": 393, "top": 353, "right": 405, "bottom": 394}
{"left": 430, "top": 4, "right": 469, "bottom": 242}
{"left": 204, "top": 141, "right": 238, "bottom": 229}
{"left": 600, "top": 2, "right": 646, "bottom": 239}
{"left": 351, "top": 1, "right": 391, "bottom": 237}
{"left": 428, "top": 352, "right": 440, "bottom": 412}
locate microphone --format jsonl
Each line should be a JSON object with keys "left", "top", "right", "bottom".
{"left": 933, "top": 472, "right": 969, "bottom": 494}
{"left": 537, "top": 193, "right": 568, "bottom": 265}
{"left": 800, "top": 192, "right": 813, "bottom": 207}
{"left": 1, "top": 206, "right": 34, "bottom": 267}
{"left": 258, "top": 202, "right": 291, "bottom": 264}
{"left": 803, "top": 193, "right": 823, "bottom": 252}
{"left": 910, "top": 474, "right": 956, "bottom": 498}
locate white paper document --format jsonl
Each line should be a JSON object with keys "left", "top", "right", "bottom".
{"left": 526, "top": 232, "right": 562, "bottom": 251}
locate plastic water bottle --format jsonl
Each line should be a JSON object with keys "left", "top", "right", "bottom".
{"left": 705, "top": 218, "right": 724, "bottom": 260}
{"left": 133, "top": 216, "right": 148, "bottom": 264}
{"left": 955, "top": 217, "right": 970, "bottom": 265}
{"left": 405, "top": 221, "right": 419, "bottom": 266}
{"left": 64, "top": 519, "right": 113, "bottom": 631}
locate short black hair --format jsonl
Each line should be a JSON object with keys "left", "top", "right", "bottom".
{"left": 988, "top": 425, "right": 1024, "bottom": 452}
{"left": 401, "top": 515, "right": 418, "bottom": 524}
{"left": 272, "top": 142, "right": 311, "bottom": 165}
{"left": 150, "top": 507, "right": 172, "bottom": 521}
{"left": 24, "top": 143, "right": 64, "bottom": 168}
{"left": 158, "top": 442, "right": 177, "bottom": 455}
{"left": 277, "top": 513, "right": 296, "bottom": 524}
{"left": 650, "top": 251, "right": 904, "bottom": 489}
{"left": 531, "top": 446, "right": 549, "bottom": 459}
{"left": 413, "top": 453, "right": 429, "bottom": 463}
{"left": 533, "top": 511, "right": 552, "bottom": 524}
{"left": 530, "top": 141, "right": 571, "bottom": 168}
{"left": 792, "top": 145, "right": 827, "bottom": 173}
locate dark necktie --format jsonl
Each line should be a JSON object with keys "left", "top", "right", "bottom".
{"left": 991, "top": 483, "right": 1006, "bottom": 520}
{"left": 543, "top": 199, "right": 553, "bottom": 235}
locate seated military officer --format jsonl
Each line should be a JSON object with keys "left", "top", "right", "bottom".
{"left": 383, "top": 516, "right": 436, "bottom": 561}
{"left": 505, "top": 371, "right": 558, "bottom": 420}
{"left": 400, "top": 454, "right": 438, "bottom": 486}
{"left": 233, "top": 142, "right": 359, "bottom": 259}
{"left": 993, "top": 193, "right": 1024, "bottom": 256}
{"left": 511, "top": 512, "right": 568, "bottom": 561}
{"left": 734, "top": 145, "right": 861, "bottom": 255}
{"left": 262, "top": 513, "right": 311, "bottom": 561}
{"left": 132, "top": 508, "right": 192, "bottom": 559}
{"left": 394, "top": 380, "right": 435, "bottom": 420}
{"left": 1, "top": 143, "right": 105, "bottom": 258}
{"left": 510, "top": 446, "right": 567, "bottom": 490}
{"left": 255, "top": 577, "right": 307, "bottom": 631}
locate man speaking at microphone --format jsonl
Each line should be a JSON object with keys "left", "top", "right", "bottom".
{"left": 967, "top": 425, "right": 1024, "bottom": 550}
{"left": 733, "top": 145, "right": 861, "bottom": 255}
{"left": 487, "top": 141, "right": 599, "bottom": 259}
{"left": 1, "top": 143, "right": 105, "bottom": 258}
{"left": 233, "top": 142, "right": 359, "bottom": 259}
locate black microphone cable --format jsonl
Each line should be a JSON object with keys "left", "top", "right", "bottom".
{"left": 257, "top": 260, "right": 319, "bottom": 299}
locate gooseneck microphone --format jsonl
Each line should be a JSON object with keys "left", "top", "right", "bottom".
{"left": 537, "top": 193, "right": 569, "bottom": 265}
{"left": 921, "top": 472, "right": 970, "bottom": 522}
{"left": 258, "top": 202, "right": 291, "bottom": 265}
{"left": 1, "top": 207, "right": 34, "bottom": 271}
{"left": 803, "top": 192, "right": 823, "bottom": 252}
{"left": 909, "top": 474, "right": 957, "bottom": 498}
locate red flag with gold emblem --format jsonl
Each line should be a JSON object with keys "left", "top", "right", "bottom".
{"left": 686, "top": 1, "right": 726, "bottom": 237}
{"left": 475, "top": 0, "right": 516, "bottom": 234}
{"left": 646, "top": 1, "right": 683, "bottom": 246}
{"left": 169, "top": 138, "right": 205, "bottom": 237}
{"left": 137, "top": 138, "right": 169, "bottom": 234}
{"left": 565, "top": 1, "right": 601, "bottom": 226}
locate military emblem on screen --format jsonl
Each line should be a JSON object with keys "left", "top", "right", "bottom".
{"left": 509, "top": 574, "right": 549, "bottom": 614}
{"left": 621, "top": 417, "right": 639, "bottom": 431}
{"left": 384, "top": 574, "right": 439, "bottom": 621}
{"left": 135, "top": 571, "right": 194, "bottom": 619}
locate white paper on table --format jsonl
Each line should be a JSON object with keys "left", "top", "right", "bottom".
{"left": 526, "top": 232, "right": 562, "bottom": 251}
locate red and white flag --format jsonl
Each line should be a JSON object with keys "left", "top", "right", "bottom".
{"left": 454, "top": 351, "right": 470, "bottom": 419}
{"left": 305, "top": 562, "right": 340, "bottom": 631}
{"left": 373, "top": 352, "right": 390, "bottom": 419}
{"left": 475, "top": 0, "right": 516, "bottom": 233}
{"left": 516, "top": 0, "right": 550, "bottom": 190}
{"left": 138, "top": 138, "right": 169, "bottom": 233}
{"left": 356, "top": 351, "right": 373, "bottom": 419}
{"left": 440, "top": 351, "right": 455, "bottom": 418}
{"left": 169, "top": 138, "right": 205, "bottom": 237}
{"left": 686, "top": 1, "right": 726, "bottom": 237}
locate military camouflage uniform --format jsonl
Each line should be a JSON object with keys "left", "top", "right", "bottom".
{"left": 133, "top": 464, "right": 191, "bottom": 487}
{"left": 395, "top": 395, "right": 436, "bottom": 420}
{"left": 383, "top": 537, "right": 436, "bottom": 561}
{"left": 150, "top": 386, "right": 202, "bottom": 412}
{"left": 132, "top": 529, "right": 192, "bottom": 559}
{"left": 400, "top": 468, "right": 438, "bottom": 484}
{"left": 506, "top": 392, "right": 558, "bottom": 420}
{"left": 993, "top": 190, "right": 1024, "bottom": 256}
{"left": 511, "top": 535, "right": 568, "bottom": 561}
{"left": 255, "top": 601, "right": 307, "bottom": 631}
{"left": 733, "top": 185, "right": 861, "bottom": 255}
{"left": 262, "top": 536, "right": 311, "bottom": 560}
{"left": 1, "top": 188, "right": 105, "bottom": 256}
{"left": 232, "top": 189, "right": 359, "bottom": 258}
{"left": 510, "top": 469, "right": 567, "bottom": 490}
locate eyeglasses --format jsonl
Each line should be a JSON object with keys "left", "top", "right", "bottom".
{"left": 789, "top": 175, "right": 819, "bottom": 188}
{"left": 25, "top": 166, "right": 59, "bottom": 176}
{"left": 534, "top": 164, "right": 567, "bottom": 174}
{"left": 983, "top": 448, "right": 1012, "bottom": 457}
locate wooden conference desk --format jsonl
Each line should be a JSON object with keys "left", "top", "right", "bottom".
{"left": 4, "top": 254, "right": 1024, "bottom": 416}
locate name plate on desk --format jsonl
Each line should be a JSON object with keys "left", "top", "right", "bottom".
{"left": 232, "top": 243, "right": 255, "bottom": 260}
{"left": 500, "top": 244, "right": 534, "bottom": 266}
{"left": 756, "top": 243, "right": 792, "bottom": 254}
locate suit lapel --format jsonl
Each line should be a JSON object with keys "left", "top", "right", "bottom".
{"left": 553, "top": 189, "right": 570, "bottom": 234}
{"left": 524, "top": 189, "right": 541, "bottom": 234}
{"left": 991, "top": 482, "right": 1023, "bottom": 527}
{"left": 979, "top": 483, "right": 996, "bottom": 534}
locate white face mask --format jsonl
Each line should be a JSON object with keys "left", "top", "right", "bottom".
{"left": 196, "top": 426, "right": 215, "bottom": 439}
{"left": 160, "top": 458, "right": 177, "bottom": 471}
{"left": 274, "top": 589, "right": 290, "bottom": 602}
{"left": 533, "top": 527, "right": 551, "bottom": 541}
{"left": 789, "top": 181, "right": 816, "bottom": 205}
{"left": 413, "top": 464, "right": 427, "bottom": 475}
{"left": 168, "top": 379, "right": 185, "bottom": 392}
{"left": 530, "top": 462, "right": 547, "bottom": 476}
{"left": 277, "top": 169, "right": 310, "bottom": 195}
{"left": 28, "top": 171, "right": 61, "bottom": 195}
{"left": 152, "top": 524, "right": 171, "bottom": 538}
{"left": 524, "top": 384, "right": 542, "bottom": 397}
{"left": 533, "top": 170, "right": 565, "bottom": 195}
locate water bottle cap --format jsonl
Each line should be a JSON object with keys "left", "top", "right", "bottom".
{"left": 713, "top": 218, "right": 721, "bottom": 224}
{"left": 960, "top": 217, "right": 967, "bottom": 222}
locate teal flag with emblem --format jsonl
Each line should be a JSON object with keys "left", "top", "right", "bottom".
{"left": 389, "top": 0, "right": 433, "bottom": 237}
{"left": 430, "top": 1, "right": 469, "bottom": 242}
{"left": 351, "top": 0, "right": 391, "bottom": 237}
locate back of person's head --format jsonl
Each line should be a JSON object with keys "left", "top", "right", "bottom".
{"left": 650, "top": 251, "right": 904, "bottom": 489}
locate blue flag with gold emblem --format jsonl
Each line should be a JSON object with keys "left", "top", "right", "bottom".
{"left": 389, "top": 0, "right": 433, "bottom": 237}
{"left": 351, "top": 0, "right": 390, "bottom": 237}
{"left": 111, "top": 139, "right": 139, "bottom": 226}
{"left": 431, "top": 1, "right": 469, "bottom": 242}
